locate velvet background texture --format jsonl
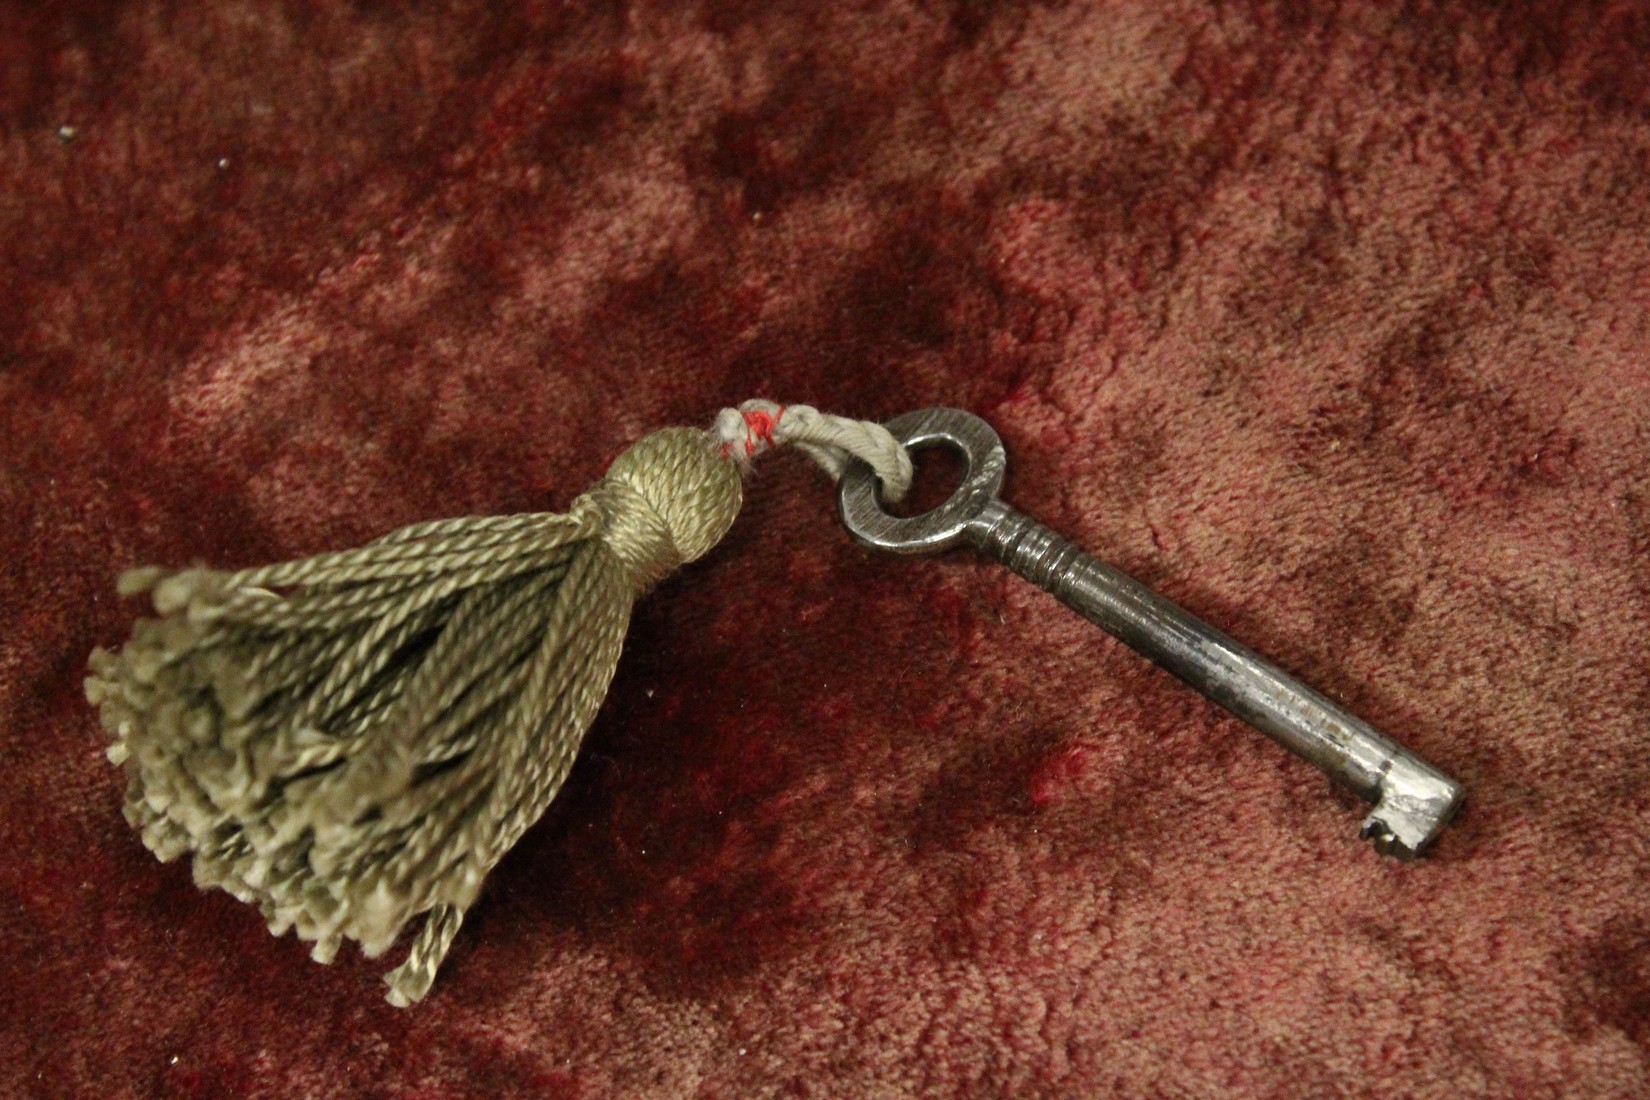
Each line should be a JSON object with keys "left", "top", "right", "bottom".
{"left": 5, "top": 2, "right": 1649, "bottom": 1097}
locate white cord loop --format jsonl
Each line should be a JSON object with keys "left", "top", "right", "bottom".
{"left": 710, "top": 400, "right": 913, "bottom": 503}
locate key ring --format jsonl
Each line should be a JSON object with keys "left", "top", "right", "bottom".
{"left": 837, "top": 407, "right": 1006, "bottom": 554}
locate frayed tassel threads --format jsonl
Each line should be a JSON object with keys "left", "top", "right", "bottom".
{"left": 86, "top": 427, "right": 742, "bottom": 1006}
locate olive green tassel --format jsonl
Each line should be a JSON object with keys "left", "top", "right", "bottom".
{"left": 87, "top": 404, "right": 910, "bottom": 1006}
{"left": 86, "top": 428, "right": 743, "bottom": 1005}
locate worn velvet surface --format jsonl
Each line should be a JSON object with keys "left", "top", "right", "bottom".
{"left": 5, "top": 1, "right": 1650, "bottom": 1096}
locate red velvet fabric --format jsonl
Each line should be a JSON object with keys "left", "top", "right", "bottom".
{"left": 6, "top": 2, "right": 1650, "bottom": 1096}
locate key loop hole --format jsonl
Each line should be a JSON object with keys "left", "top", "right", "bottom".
{"left": 837, "top": 407, "right": 1007, "bottom": 556}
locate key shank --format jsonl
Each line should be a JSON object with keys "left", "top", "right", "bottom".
{"left": 966, "top": 500, "right": 1462, "bottom": 857}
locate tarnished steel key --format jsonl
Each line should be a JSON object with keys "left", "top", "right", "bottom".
{"left": 837, "top": 407, "right": 1464, "bottom": 858}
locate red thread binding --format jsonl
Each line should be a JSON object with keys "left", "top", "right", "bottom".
{"left": 740, "top": 405, "right": 785, "bottom": 457}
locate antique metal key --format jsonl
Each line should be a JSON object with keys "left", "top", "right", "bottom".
{"left": 837, "top": 408, "right": 1464, "bottom": 858}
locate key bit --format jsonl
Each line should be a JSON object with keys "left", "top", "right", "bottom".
{"left": 837, "top": 407, "right": 1464, "bottom": 859}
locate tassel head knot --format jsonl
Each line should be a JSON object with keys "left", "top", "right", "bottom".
{"left": 595, "top": 427, "right": 743, "bottom": 585}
